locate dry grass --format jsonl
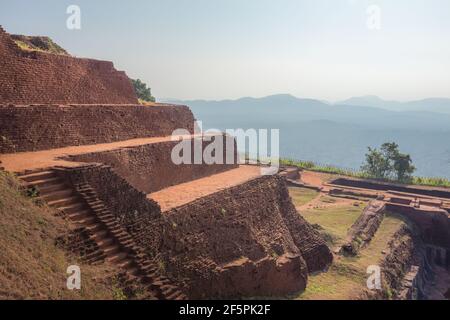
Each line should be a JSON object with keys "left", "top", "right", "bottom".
{"left": 0, "top": 171, "right": 118, "bottom": 299}
{"left": 300, "top": 201, "right": 365, "bottom": 248}
{"left": 288, "top": 187, "right": 319, "bottom": 207}
{"left": 293, "top": 192, "right": 406, "bottom": 300}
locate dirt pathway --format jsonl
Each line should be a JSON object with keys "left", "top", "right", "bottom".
{"left": 0, "top": 134, "right": 202, "bottom": 172}
{"left": 148, "top": 166, "right": 262, "bottom": 211}
{"left": 300, "top": 171, "right": 325, "bottom": 188}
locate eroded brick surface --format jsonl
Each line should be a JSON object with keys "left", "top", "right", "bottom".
{"left": 0, "top": 104, "right": 195, "bottom": 153}
{"left": 0, "top": 27, "right": 137, "bottom": 105}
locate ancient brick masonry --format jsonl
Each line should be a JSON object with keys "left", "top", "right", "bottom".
{"left": 332, "top": 177, "right": 450, "bottom": 200}
{"left": 156, "top": 175, "right": 314, "bottom": 298}
{"left": 56, "top": 227, "right": 106, "bottom": 264}
{"left": 385, "top": 202, "right": 450, "bottom": 249}
{"left": 61, "top": 164, "right": 333, "bottom": 298}
{"left": 0, "top": 24, "right": 335, "bottom": 299}
{"left": 278, "top": 185, "right": 334, "bottom": 273}
{"left": 0, "top": 26, "right": 138, "bottom": 105}
{"left": 0, "top": 104, "right": 196, "bottom": 153}
{"left": 341, "top": 200, "right": 386, "bottom": 256}
{"left": 68, "top": 135, "right": 238, "bottom": 193}
{"left": 62, "top": 164, "right": 163, "bottom": 224}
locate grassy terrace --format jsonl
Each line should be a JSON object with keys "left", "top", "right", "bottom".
{"left": 281, "top": 158, "right": 450, "bottom": 188}
{"left": 289, "top": 187, "right": 406, "bottom": 300}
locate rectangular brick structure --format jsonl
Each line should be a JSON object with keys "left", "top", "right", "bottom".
{"left": 0, "top": 104, "right": 195, "bottom": 153}
{"left": 0, "top": 26, "right": 138, "bottom": 105}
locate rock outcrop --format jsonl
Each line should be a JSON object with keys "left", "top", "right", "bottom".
{"left": 341, "top": 200, "right": 386, "bottom": 256}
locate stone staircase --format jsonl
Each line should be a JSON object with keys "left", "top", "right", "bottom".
{"left": 19, "top": 169, "right": 187, "bottom": 300}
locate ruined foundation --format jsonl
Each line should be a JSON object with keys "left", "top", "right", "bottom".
{"left": 0, "top": 26, "right": 333, "bottom": 299}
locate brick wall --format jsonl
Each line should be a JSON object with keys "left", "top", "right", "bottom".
{"left": 56, "top": 226, "right": 105, "bottom": 263}
{"left": 0, "top": 27, "right": 138, "bottom": 104}
{"left": 276, "top": 179, "right": 334, "bottom": 273}
{"left": 386, "top": 203, "right": 450, "bottom": 249}
{"left": 332, "top": 177, "right": 450, "bottom": 199}
{"left": 59, "top": 165, "right": 162, "bottom": 227}
{"left": 61, "top": 165, "right": 332, "bottom": 298}
{"left": 130, "top": 175, "right": 331, "bottom": 298}
{"left": 67, "top": 135, "right": 238, "bottom": 193}
{"left": 0, "top": 104, "right": 195, "bottom": 153}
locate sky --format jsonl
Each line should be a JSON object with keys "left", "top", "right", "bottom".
{"left": 1, "top": 0, "right": 449, "bottom": 101}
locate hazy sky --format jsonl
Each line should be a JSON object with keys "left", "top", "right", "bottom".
{"left": 1, "top": 0, "right": 449, "bottom": 101}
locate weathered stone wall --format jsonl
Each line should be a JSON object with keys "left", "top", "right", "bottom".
{"left": 361, "top": 225, "right": 417, "bottom": 300}
{"left": 380, "top": 226, "right": 416, "bottom": 298}
{"left": 132, "top": 175, "right": 331, "bottom": 298}
{"left": 59, "top": 165, "right": 162, "bottom": 227}
{"left": 68, "top": 135, "right": 238, "bottom": 193}
{"left": 277, "top": 184, "right": 334, "bottom": 273}
{"left": 156, "top": 175, "right": 314, "bottom": 298}
{"left": 332, "top": 177, "right": 450, "bottom": 200}
{"left": 386, "top": 203, "right": 450, "bottom": 249}
{"left": 341, "top": 201, "right": 386, "bottom": 256}
{"left": 0, "top": 104, "right": 195, "bottom": 153}
{"left": 0, "top": 27, "right": 138, "bottom": 105}
{"left": 62, "top": 165, "right": 332, "bottom": 298}
{"left": 56, "top": 226, "right": 105, "bottom": 263}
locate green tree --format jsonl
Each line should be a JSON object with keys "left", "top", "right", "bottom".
{"left": 131, "top": 79, "right": 155, "bottom": 102}
{"left": 361, "top": 147, "right": 391, "bottom": 179}
{"left": 361, "top": 142, "right": 415, "bottom": 182}
{"left": 392, "top": 152, "right": 415, "bottom": 183}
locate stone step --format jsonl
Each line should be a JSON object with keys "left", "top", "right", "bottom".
{"left": 38, "top": 183, "right": 68, "bottom": 194}
{"left": 60, "top": 203, "right": 88, "bottom": 215}
{"left": 97, "top": 238, "right": 114, "bottom": 249}
{"left": 86, "top": 251, "right": 107, "bottom": 263}
{"left": 47, "top": 196, "right": 80, "bottom": 208}
{"left": 85, "top": 223, "right": 104, "bottom": 233}
{"left": 90, "top": 229, "right": 109, "bottom": 241}
{"left": 41, "top": 189, "right": 74, "bottom": 202}
{"left": 162, "top": 286, "right": 179, "bottom": 297}
{"left": 97, "top": 212, "right": 114, "bottom": 220}
{"left": 18, "top": 170, "right": 188, "bottom": 299}
{"left": 98, "top": 216, "right": 116, "bottom": 224}
{"left": 166, "top": 291, "right": 186, "bottom": 300}
{"left": 20, "top": 171, "right": 56, "bottom": 183}
{"left": 102, "top": 244, "right": 121, "bottom": 255}
{"left": 118, "top": 259, "right": 134, "bottom": 269}
{"left": 25, "top": 177, "right": 63, "bottom": 188}
{"left": 127, "top": 267, "right": 141, "bottom": 276}
{"left": 107, "top": 252, "right": 128, "bottom": 264}
{"left": 68, "top": 210, "right": 91, "bottom": 221}
{"left": 75, "top": 215, "right": 98, "bottom": 226}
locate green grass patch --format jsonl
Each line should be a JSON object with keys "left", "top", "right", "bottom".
{"left": 412, "top": 176, "right": 450, "bottom": 188}
{"left": 288, "top": 187, "right": 319, "bottom": 207}
{"left": 296, "top": 210, "right": 406, "bottom": 300}
{"left": 281, "top": 158, "right": 450, "bottom": 189}
{"left": 297, "top": 262, "right": 366, "bottom": 300}
{"left": 0, "top": 171, "right": 118, "bottom": 299}
{"left": 301, "top": 203, "right": 365, "bottom": 248}
{"left": 281, "top": 158, "right": 365, "bottom": 178}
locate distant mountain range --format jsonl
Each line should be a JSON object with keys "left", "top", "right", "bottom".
{"left": 164, "top": 94, "right": 450, "bottom": 131}
{"left": 163, "top": 94, "right": 450, "bottom": 178}
{"left": 337, "top": 95, "right": 450, "bottom": 114}
{"left": 167, "top": 94, "right": 450, "bottom": 114}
